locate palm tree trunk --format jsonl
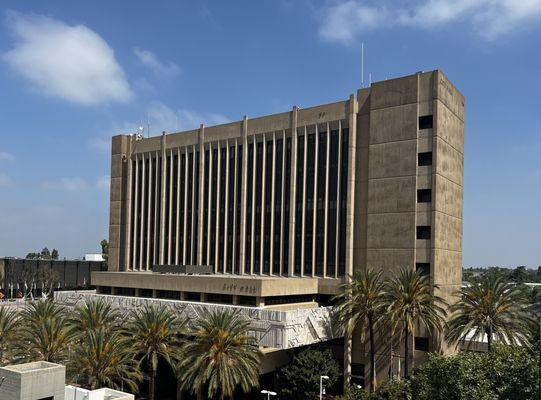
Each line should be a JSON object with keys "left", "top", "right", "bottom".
{"left": 487, "top": 326, "right": 492, "bottom": 351}
{"left": 404, "top": 328, "right": 409, "bottom": 378}
{"left": 369, "top": 316, "right": 376, "bottom": 392}
{"left": 150, "top": 367, "right": 157, "bottom": 400}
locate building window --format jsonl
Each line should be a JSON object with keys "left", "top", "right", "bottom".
{"left": 416, "top": 226, "right": 431, "bottom": 240}
{"left": 184, "top": 292, "right": 200, "bottom": 301}
{"left": 418, "top": 152, "right": 432, "bottom": 166}
{"left": 416, "top": 263, "right": 430, "bottom": 276}
{"left": 351, "top": 363, "right": 365, "bottom": 388}
{"left": 417, "top": 189, "right": 432, "bottom": 203}
{"left": 419, "top": 115, "right": 433, "bottom": 130}
{"left": 239, "top": 296, "right": 256, "bottom": 306}
{"left": 415, "top": 336, "right": 430, "bottom": 352}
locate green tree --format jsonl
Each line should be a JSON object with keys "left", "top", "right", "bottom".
{"left": 100, "top": 239, "right": 109, "bottom": 264}
{"left": 277, "top": 345, "right": 339, "bottom": 400}
{"left": 385, "top": 268, "right": 447, "bottom": 378}
{"left": 19, "top": 300, "right": 70, "bottom": 363}
{"left": 0, "top": 307, "right": 20, "bottom": 366}
{"left": 333, "top": 268, "right": 386, "bottom": 392}
{"left": 446, "top": 274, "right": 530, "bottom": 351}
{"left": 40, "top": 247, "right": 51, "bottom": 259}
{"left": 67, "top": 327, "right": 142, "bottom": 392}
{"left": 66, "top": 299, "right": 121, "bottom": 338}
{"left": 128, "top": 305, "right": 184, "bottom": 400}
{"left": 179, "top": 308, "right": 262, "bottom": 400}
{"left": 51, "top": 248, "right": 59, "bottom": 260}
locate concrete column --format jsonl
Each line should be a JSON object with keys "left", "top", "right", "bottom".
{"left": 207, "top": 142, "right": 213, "bottom": 264}
{"left": 200, "top": 293, "right": 207, "bottom": 302}
{"left": 335, "top": 121, "right": 342, "bottom": 277}
{"left": 224, "top": 141, "right": 230, "bottom": 272}
{"left": 123, "top": 136, "right": 133, "bottom": 271}
{"left": 301, "top": 126, "right": 308, "bottom": 276}
{"left": 182, "top": 148, "right": 189, "bottom": 264}
{"left": 232, "top": 295, "right": 239, "bottom": 305}
{"left": 154, "top": 151, "right": 160, "bottom": 266}
{"left": 168, "top": 149, "right": 174, "bottom": 264}
{"left": 135, "top": 288, "right": 141, "bottom": 297}
{"left": 132, "top": 153, "right": 139, "bottom": 270}
{"left": 180, "top": 291, "right": 186, "bottom": 301}
{"left": 269, "top": 132, "right": 276, "bottom": 275}
{"left": 312, "top": 124, "right": 319, "bottom": 276}
{"left": 260, "top": 135, "right": 266, "bottom": 275}
{"left": 159, "top": 132, "right": 167, "bottom": 264}
{"left": 239, "top": 116, "right": 249, "bottom": 274}
{"left": 190, "top": 145, "right": 197, "bottom": 264}
{"left": 345, "top": 94, "right": 358, "bottom": 278}
{"left": 232, "top": 139, "right": 239, "bottom": 272}
{"left": 197, "top": 124, "right": 205, "bottom": 266}
{"left": 280, "top": 130, "right": 286, "bottom": 275}
{"left": 255, "top": 297, "right": 265, "bottom": 307}
{"left": 139, "top": 153, "right": 146, "bottom": 270}
{"left": 250, "top": 139, "right": 257, "bottom": 275}
{"left": 287, "top": 106, "right": 299, "bottom": 276}
{"left": 176, "top": 147, "right": 182, "bottom": 264}
{"left": 111, "top": 287, "right": 118, "bottom": 295}
{"left": 215, "top": 142, "right": 222, "bottom": 273}
{"left": 152, "top": 289, "right": 158, "bottom": 298}
{"left": 323, "top": 123, "right": 330, "bottom": 278}
{"left": 146, "top": 152, "right": 153, "bottom": 270}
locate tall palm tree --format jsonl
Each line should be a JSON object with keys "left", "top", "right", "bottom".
{"left": 446, "top": 274, "right": 530, "bottom": 351}
{"left": 19, "top": 299, "right": 70, "bottom": 363}
{"left": 67, "top": 327, "right": 142, "bottom": 392}
{"left": 0, "top": 307, "right": 20, "bottom": 366}
{"left": 385, "top": 268, "right": 447, "bottom": 378}
{"left": 66, "top": 298, "right": 120, "bottom": 338}
{"left": 128, "top": 304, "right": 184, "bottom": 400}
{"left": 333, "top": 268, "right": 386, "bottom": 392}
{"left": 178, "top": 308, "right": 262, "bottom": 400}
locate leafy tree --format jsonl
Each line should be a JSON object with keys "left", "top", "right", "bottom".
{"left": 66, "top": 299, "right": 121, "bottom": 338}
{"left": 0, "top": 307, "right": 20, "bottom": 366}
{"left": 128, "top": 305, "right": 184, "bottom": 400}
{"left": 100, "top": 239, "right": 109, "bottom": 264}
{"left": 19, "top": 300, "right": 70, "bottom": 363}
{"left": 333, "top": 268, "right": 386, "bottom": 392}
{"left": 179, "top": 308, "right": 262, "bottom": 400}
{"left": 446, "top": 274, "right": 530, "bottom": 351}
{"left": 67, "top": 328, "right": 141, "bottom": 392}
{"left": 51, "top": 248, "right": 59, "bottom": 260}
{"left": 385, "top": 268, "right": 447, "bottom": 378}
{"left": 40, "top": 247, "right": 51, "bottom": 259}
{"left": 277, "top": 345, "right": 339, "bottom": 400}
{"left": 509, "top": 266, "right": 528, "bottom": 283}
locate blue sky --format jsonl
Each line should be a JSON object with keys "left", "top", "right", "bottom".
{"left": 0, "top": 1, "right": 539, "bottom": 267}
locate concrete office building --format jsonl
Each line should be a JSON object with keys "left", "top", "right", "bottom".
{"left": 82, "top": 70, "right": 464, "bottom": 385}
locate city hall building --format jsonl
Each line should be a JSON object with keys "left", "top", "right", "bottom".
{"left": 57, "top": 70, "right": 464, "bottom": 386}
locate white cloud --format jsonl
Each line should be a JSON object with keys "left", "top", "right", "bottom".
{"left": 0, "top": 152, "right": 15, "bottom": 161}
{"left": 318, "top": 0, "right": 541, "bottom": 43}
{"left": 148, "top": 102, "right": 230, "bottom": 134}
{"left": 42, "top": 177, "right": 89, "bottom": 191}
{"left": 134, "top": 48, "right": 180, "bottom": 77}
{"left": 0, "top": 172, "right": 12, "bottom": 186}
{"left": 2, "top": 11, "right": 132, "bottom": 104}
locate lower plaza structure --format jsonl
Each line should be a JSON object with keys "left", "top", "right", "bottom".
{"left": 57, "top": 70, "right": 464, "bottom": 387}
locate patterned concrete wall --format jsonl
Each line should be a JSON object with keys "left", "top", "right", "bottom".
{"left": 54, "top": 291, "right": 338, "bottom": 349}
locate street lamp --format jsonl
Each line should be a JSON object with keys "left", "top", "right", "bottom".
{"left": 320, "top": 375, "right": 329, "bottom": 400}
{"left": 261, "top": 389, "right": 277, "bottom": 400}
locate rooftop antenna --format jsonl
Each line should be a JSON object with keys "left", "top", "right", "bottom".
{"left": 147, "top": 112, "right": 150, "bottom": 138}
{"left": 361, "top": 42, "right": 364, "bottom": 88}
{"left": 369, "top": 73, "right": 372, "bottom": 86}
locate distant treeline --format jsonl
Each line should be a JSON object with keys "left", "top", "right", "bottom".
{"left": 463, "top": 265, "right": 541, "bottom": 283}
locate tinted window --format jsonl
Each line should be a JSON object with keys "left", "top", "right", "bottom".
{"left": 419, "top": 115, "right": 433, "bottom": 130}
{"left": 417, "top": 189, "right": 432, "bottom": 203}
{"left": 416, "top": 226, "right": 431, "bottom": 240}
{"left": 418, "top": 152, "right": 432, "bottom": 166}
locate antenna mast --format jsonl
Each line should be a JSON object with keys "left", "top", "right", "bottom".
{"left": 361, "top": 42, "right": 364, "bottom": 88}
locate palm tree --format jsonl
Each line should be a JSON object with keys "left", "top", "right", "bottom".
{"left": 0, "top": 307, "right": 20, "bottom": 366}
{"left": 67, "top": 327, "right": 141, "bottom": 392}
{"left": 19, "top": 300, "right": 70, "bottom": 363}
{"left": 446, "top": 274, "right": 530, "bottom": 351}
{"left": 385, "top": 268, "right": 447, "bottom": 378}
{"left": 128, "top": 304, "right": 185, "bottom": 400}
{"left": 333, "top": 268, "right": 386, "bottom": 392}
{"left": 66, "top": 298, "right": 120, "bottom": 338}
{"left": 178, "top": 308, "right": 262, "bottom": 400}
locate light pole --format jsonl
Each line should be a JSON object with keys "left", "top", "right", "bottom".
{"left": 320, "top": 375, "right": 329, "bottom": 400}
{"left": 261, "top": 389, "right": 277, "bottom": 400}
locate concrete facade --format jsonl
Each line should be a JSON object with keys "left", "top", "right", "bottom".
{"left": 98, "top": 70, "right": 464, "bottom": 385}
{"left": 0, "top": 362, "right": 65, "bottom": 400}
